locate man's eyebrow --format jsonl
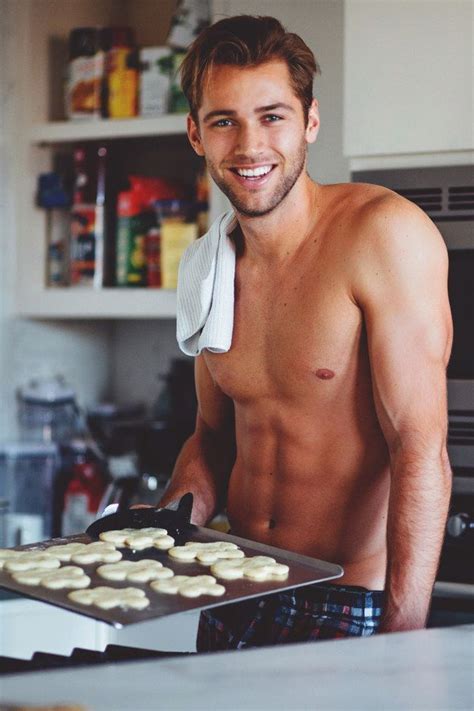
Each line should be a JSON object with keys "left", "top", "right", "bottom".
{"left": 256, "top": 103, "right": 295, "bottom": 114}
{"left": 202, "top": 103, "right": 295, "bottom": 123}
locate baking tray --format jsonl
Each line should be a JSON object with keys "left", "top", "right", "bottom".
{"left": 0, "top": 528, "right": 343, "bottom": 628}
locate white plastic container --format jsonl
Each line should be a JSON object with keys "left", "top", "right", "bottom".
{"left": 0, "top": 442, "right": 58, "bottom": 546}
{"left": 139, "top": 47, "right": 172, "bottom": 117}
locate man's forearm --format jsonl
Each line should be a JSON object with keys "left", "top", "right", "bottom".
{"left": 380, "top": 445, "right": 452, "bottom": 633}
{"left": 159, "top": 431, "right": 232, "bottom": 526}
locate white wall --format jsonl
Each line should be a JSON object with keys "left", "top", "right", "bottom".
{"left": 111, "top": 320, "right": 186, "bottom": 406}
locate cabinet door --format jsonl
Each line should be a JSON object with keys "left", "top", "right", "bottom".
{"left": 344, "top": 0, "right": 473, "bottom": 156}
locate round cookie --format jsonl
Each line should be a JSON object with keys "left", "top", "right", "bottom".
{"left": 150, "top": 574, "right": 226, "bottom": 598}
{"left": 97, "top": 559, "right": 174, "bottom": 583}
{"left": 68, "top": 586, "right": 150, "bottom": 610}
{"left": 12, "top": 565, "right": 91, "bottom": 590}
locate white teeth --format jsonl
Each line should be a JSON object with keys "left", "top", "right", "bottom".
{"left": 236, "top": 166, "right": 272, "bottom": 177}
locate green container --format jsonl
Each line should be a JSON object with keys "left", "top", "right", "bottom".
{"left": 116, "top": 211, "right": 156, "bottom": 286}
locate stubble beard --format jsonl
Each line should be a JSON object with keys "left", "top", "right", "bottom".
{"left": 206, "top": 139, "right": 308, "bottom": 218}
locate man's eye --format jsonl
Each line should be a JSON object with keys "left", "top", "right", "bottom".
{"left": 213, "top": 119, "right": 234, "bottom": 127}
{"left": 264, "top": 114, "right": 282, "bottom": 123}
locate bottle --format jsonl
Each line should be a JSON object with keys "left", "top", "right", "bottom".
{"left": 61, "top": 440, "right": 107, "bottom": 536}
{"left": 103, "top": 27, "right": 138, "bottom": 119}
{"left": 115, "top": 188, "right": 154, "bottom": 287}
{"left": 145, "top": 226, "right": 161, "bottom": 287}
{"left": 70, "top": 145, "right": 107, "bottom": 287}
{"left": 139, "top": 47, "right": 172, "bottom": 117}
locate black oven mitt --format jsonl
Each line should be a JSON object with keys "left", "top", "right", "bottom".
{"left": 86, "top": 492, "right": 195, "bottom": 541}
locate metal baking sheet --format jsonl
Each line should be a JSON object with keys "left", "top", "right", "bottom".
{"left": 0, "top": 527, "right": 343, "bottom": 628}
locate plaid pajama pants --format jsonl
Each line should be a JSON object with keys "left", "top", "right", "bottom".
{"left": 197, "top": 583, "right": 384, "bottom": 652}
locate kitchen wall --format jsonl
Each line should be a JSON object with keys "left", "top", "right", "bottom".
{"left": 0, "top": 0, "right": 348, "bottom": 437}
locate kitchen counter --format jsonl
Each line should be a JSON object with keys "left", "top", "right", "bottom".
{"left": 1, "top": 624, "right": 473, "bottom": 710}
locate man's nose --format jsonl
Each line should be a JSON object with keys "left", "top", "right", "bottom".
{"left": 234, "top": 122, "right": 265, "bottom": 157}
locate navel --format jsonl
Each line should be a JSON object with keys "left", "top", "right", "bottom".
{"left": 315, "top": 368, "right": 335, "bottom": 380}
{"left": 268, "top": 518, "right": 276, "bottom": 530}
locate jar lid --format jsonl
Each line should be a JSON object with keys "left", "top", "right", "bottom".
{"left": 18, "top": 377, "right": 76, "bottom": 405}
{"left": 102, "top": 26, "right": 135, "bottom": 50}
{"left": 69, "top": 27, "right": 104, "bottom": 59}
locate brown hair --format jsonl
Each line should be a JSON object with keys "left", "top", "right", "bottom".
{"left": 180, "top": 15, "right": 321, "bottom": 122}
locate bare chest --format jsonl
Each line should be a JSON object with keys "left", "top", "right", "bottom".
{"left": 205, "top": 261, "right": 365, "bottom": 405}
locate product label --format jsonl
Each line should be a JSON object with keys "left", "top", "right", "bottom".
{"left": 107, "top": 49, "right": 138, "bottom": 118}
{"left": 68, "top": 53, "right": 104, "bottom": 118}
{"left": 116, "top": 213, "right": 155, "bottom": 286}
{"left": 70, "top": 204, "right": 97, "bottom": 286}
{"left": 62, "top": 493, "right": 95, "bottom": 536}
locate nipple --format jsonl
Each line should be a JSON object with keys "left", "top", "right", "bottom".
{"left": 315, "top": 368, "right": 335, "bottom": 380}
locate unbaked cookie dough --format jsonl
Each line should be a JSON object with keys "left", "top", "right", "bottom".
{"left": 97, "top": 559, "right": 174, "bottom": 583}
{"left": 211, "top": 556, "right": 290, "bottom": 581}
{"left": 150, "top": 574, "right": 226, "bottom": 598}
{"left": 0, "top": 549, "right": 22, "bottom": 569}
{"left": 45, "top": 542, "right": 90, "bottom": 561}
{"left": 99, "top": 527, "right": 175, "bottom": 551}
{"left": 12, "top": 565, "right": 91, "bottom": 589}
{"left": 168, "top": 541, "right": 244, "bottom": 565}
{"left": 4, "top": 551, "right": 62, "bottom": 572}
{"left": 70, "top": 541, "right": 122, "bottom": 565}
{"left": 68, "top": 586, "right": 150, "bottom": 610}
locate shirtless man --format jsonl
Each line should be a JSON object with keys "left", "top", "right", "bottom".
{"left": 159, "top": 15, "right": 453, "bottom": 650}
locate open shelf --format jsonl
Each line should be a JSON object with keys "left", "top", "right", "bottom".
{"left": 17, "top": 288, "right": 178, "bottom": 319}
{"left": 30, "top": 115, "right": 188, "bottom": 144}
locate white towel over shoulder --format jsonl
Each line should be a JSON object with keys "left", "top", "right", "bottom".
{"left": 176, "top": 210, "right": 237, "bottom": 357}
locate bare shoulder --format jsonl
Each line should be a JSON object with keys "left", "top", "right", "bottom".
{"left": 347, "top": 182, "right": 448, "bottom": 260}
{"left": 340, "top": 183, "right": 450, "bottom": 307}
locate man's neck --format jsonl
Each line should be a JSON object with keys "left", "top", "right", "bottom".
{"left": 233, "top": 175, "right": 322, "bottom": 265}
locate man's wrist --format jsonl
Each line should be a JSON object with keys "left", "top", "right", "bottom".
{"left": 378, "top": 608, "right": 428, "bottom": 633}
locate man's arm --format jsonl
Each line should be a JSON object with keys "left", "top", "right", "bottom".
{"left": 352, "top": 192, "right": 453, "bottom": 632}
{"left": 159, "top": 354, "right": 235, "bottom": 525}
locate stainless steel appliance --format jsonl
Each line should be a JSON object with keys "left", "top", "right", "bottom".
{"left": 352, "top": 165, "right": 474, "bottom": 623}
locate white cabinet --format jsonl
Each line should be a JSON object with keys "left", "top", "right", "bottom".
{"left": 343, "top": 0, "right": 473, "bottom": 158}
{"left": 0, "top": 598, "right": 199, "bottom": 658}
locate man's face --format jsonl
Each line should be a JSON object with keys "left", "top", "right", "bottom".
{"left": 187, "top": 61, "right": 319, "bottom": 218}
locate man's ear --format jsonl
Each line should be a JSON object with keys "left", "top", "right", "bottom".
{"left": 305, "top": 98, "right": 320, "bottom": 144}
{"left": 187, "top": 114, "right": 205, "bottom": 156}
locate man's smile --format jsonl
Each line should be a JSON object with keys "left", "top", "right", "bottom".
{"left": 228, "top": 164, "right": 277, "bottom": 187}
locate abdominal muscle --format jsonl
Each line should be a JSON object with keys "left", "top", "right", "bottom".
{"left": 225, "top": 406, "right": 391, "bottom": 590}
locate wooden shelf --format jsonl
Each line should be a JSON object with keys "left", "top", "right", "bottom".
{"left": 17, "top": 288, "right": 178, "bottom": 319}
{"left": 29, "top": 115, "right": 188, "bottom": 144}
